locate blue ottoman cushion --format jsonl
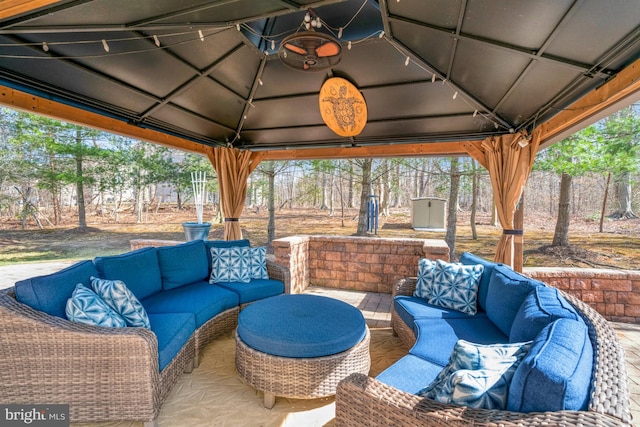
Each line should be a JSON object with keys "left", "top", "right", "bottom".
{"left": 15, "top": 260, "right": 99, "bottom": 318}
{"left": 485, "top": 265, "right": 544, "bottom": 336}
{"left": 394, "top": 296, "right": 482, "bottom": 329}
{"left": 510, "top": 286, "right": 582, "bottom": 343}
{"left": 142, "top": 281, "right": 239, "bottom": 328}
{"left": 411, "top": 317, "right": 508, "bottom": 366}
{"left": 507, "top": 318, "right": 593, "bottom": 412}
{"left": 237, "top": 294, "right": 366, "bottom": 358}
{"left": 156, "top": 240, "right": 209, "bottom": 290}
{"left": 148, "top": 312, "right": 195, "bottom": 371}
{"left": 215, "top": 279, "right": 284, "bottom": 304}
{"left": 376, "top": 354, "right": 444, "bottom": 395}
{"left": 459, "top": 252, "right": 499, "bottom": 312}
{"left": 94, "top": 247, "right": 162, "bottom": 300}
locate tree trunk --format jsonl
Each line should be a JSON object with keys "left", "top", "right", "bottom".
{"left": 75, "top": 130, "right": 87, "bottom": 229}
{"left": 470, "top": 160, "right": 478, "bottom": 240}
{"left": 320, "top": 172, "right": 328, "bottom": 210}
{"left": 599, "top": 172, "right": 611, "bottom": 232}
{"left": 445, "top": 158, "right": 460, "bottom": 260}
{"left": 356, "top": 159, "right": 372, "bottom": 235}
{"left": 267, "top": 164, "right": 276, "bottom": 247}
{"left": 552, "top": 172, "right": 572, "bottom": 247}
{"left": 347, "top": 162, "right": 354, "bottom": 208}
{"left": 609, "top": 171, "right": 638, "bottom": 219}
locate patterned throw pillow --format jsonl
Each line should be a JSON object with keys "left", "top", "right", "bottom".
{"left": 90, "top": 276, "right": 151, "bottom": 328}
{"left": 413, "top": 259, "right": 484, "bottom": 315}
{"left": 66, "top": 283, "right": 127, "bottom": 328}
{"left": 209, "top": 246, "right": 251, "bottom": 283}
{"left": 249, "top": 246, "right": 269, "bottom": 280}
{"left": 418, "top": 339, "right": 531, "bottom": 410}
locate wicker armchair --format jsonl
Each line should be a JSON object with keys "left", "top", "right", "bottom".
{"left": 335, "top": 277, "right": 633, "bottom": 427}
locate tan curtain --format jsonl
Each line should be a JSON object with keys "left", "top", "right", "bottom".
{"left": 207, "top": 147, "right": 262, "bottom": 241}
{"left": 480, "top": 131, "right": 541, "bottom": 268}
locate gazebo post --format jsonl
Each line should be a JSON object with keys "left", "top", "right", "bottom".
{"left": 206, "top": 147, "right": 264, "bottom": 241}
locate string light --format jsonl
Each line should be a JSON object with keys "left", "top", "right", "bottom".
{"left": 404, "top": 56, "right": 410, "bottom": 66}
{"left": 258, "top": 78, "right": 263, "bottom": 86}
{"left": 271, "top": 39, "right": 275, "bottom": 50}
{"left": 198, "top": 30, "right": 204, "bottom": 41}
{"left": 42, "top": 42, "right": 49, "bottom": 52}
{"left": 473, "top": 109, "right": 478, "bottom": 117}
{"left": 348, "top": 41, "right": 352, "bottom": 50}
{"left": 338, "top": 27, "right": 343, "bottom": 38}
{"left": 101, "top": 39, "right": 109, "bottom": 52}
{"left": 452, "top": 91, "right": 458, "bottom": 99}
{"left": 236, "top": 24, "right": 240, "bottom": 31}
{"left": 379, "top": 31, "right": 385, "bottom": 38}
{"left": 431, "top": 73, "right": 436, "bottom": 82}
{"left": 153, "top": 35, "right": 160, "bottom": 47}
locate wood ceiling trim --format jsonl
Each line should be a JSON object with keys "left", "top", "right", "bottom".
{"left": 0, "top": 84, "right": 211, "bottom": 155}
{"left": 0, "top": 0, "right": 62, "bottom": 21}
{"left": 257, "top": 141, "right": 473, "bottom": 161}
{"left": 536, "top": 56, "right": 640, "bottom": 146}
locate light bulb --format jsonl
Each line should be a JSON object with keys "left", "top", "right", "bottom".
{"left": 405, "top": 56, "right": 410, "bottom": 66}
{"left": 153, "top": 35, "right": 160, "bottom": 47}
{"left": 316, "top": 20, "right": 322, "bottom": 29}
{"left": 431, "top": 74, "right": 436, "bottom": 83}
{"left": 338, "top": 27, "right": 343, "bottom": 38}
{"left": 473, "top": 110, "right": 478, "bottom": 117}
{"left": 305, "top": 22, "right": 310, "bottom": 30}
{"left": 101, "top": 39, "right": 109, "bottom": 52}
{"left": 304, "top": 13, "right": 311, "bottom": 22}
{"left": 42, "top": 42, "right": 49, "bottom": 52}
{"left": 348, "top": 41, "right": 352, "bottom": 50}
{"left": 236, "top": 24, "right": 240, "bottom": 31}
{"left": 271, "top": 40, "right": 275, "bottom": 50}
{"left": 258, "top": 78, "right": 263, "bottom": 86}
{"left": 198, "top": 30, "right": 204, "bottom": 41}
{"left": 494, "top": 122, "right": 499, "bottom": 129}
{"left": 379, "top": 31, "right": 385, "bottom": 38}
{"left": 453, "top": 91, "right": 458, "bottom": 99}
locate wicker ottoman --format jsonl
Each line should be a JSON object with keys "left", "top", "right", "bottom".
{"left": 235, "top": 294, "right": 371, "bottom": 408}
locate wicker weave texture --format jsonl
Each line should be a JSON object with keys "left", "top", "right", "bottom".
{"left": 372, "top": 275, "right": 634, "bottom": 427}
{"left": 236, "top": 328, "right": 371, "bottom": 399}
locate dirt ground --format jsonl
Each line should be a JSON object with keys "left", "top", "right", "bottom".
{"left": 0, "top": 206, "right": 638, "bottom": 270}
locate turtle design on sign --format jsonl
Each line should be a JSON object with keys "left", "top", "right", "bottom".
{"left": 319, "top": 77, "right": 367, "bottom": 137}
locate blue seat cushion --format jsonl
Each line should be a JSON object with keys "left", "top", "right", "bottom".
{"left": 485, "top": 265, "right": 544, "bottom": 336}
{"left": 410, "top": 317, "right": 508, "bottom": 366}
{"left": 507, "top": 318, "right": 593, "bottom": 413}
{"left": 215, "top": 279, "right": 284, "bottom": 304}
{"left": 15, "top": 260, "right": 99, "bottom": 318}
{"left": 510, "top": 286, "right": 582, "bottom": 343}
{"left": 156, "top": 240, "right": 209, "bottom": 290}
{"left": 237, "top": 294, "right": 366, "bottom": 358}
{"left": 376, "top": 354, "right": 444, "bottom": 395}
{"left": 148, "top": 312, "right": 195, "bottom": 371}
{"left": 94, "top": 248, "right": 162, "bottom": 300}
{"left": 394, "top": 296, "right": 481, "bottom": 329}
{"left": 459, "top": 252, "right": 499, "bottom": 312}
{"left": 141, "top": 281, "right": 239, "bottom": 328}
{"left": 204, "top": 239, "right": 250, "bottom": 272}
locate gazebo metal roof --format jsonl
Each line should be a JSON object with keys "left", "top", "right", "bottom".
{"left": 1, "top": 0, "right": 640, "bottom": 159}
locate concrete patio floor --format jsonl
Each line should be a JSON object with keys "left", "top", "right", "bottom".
{"left": 1, "top": 262, "right": 638, "bottom": 425}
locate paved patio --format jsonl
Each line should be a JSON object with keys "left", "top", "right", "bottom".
{"left": 1, "top": 262, "right": 638, "bottom": 424}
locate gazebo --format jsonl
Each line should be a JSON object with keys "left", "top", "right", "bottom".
{"left": 1, "top": 0, "right": 640, "bottom": 270}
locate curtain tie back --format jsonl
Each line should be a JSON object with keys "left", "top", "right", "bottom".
{"left": 224, "top": 218, "right": 239, "bottom": 222}
{"left": 503, "top": 229, "right": 523, "bottom": 235}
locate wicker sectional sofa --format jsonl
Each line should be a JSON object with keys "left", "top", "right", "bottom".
{"left": 336, "top": 252, "right": 633, "bottom": 427}
{"left": 0, "top": 238, "right": 289, "bottom": 427}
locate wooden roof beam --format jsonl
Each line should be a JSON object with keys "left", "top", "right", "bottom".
{"left": 257, "top": 141, "right": 474, "bottom": 161}
{"left": 0, "top": 1, "right": 62, "bottom": 20}
{"left": 0, "top": 85, "right": 211, "bottom": 156}
{"left": 536, "top": 56, "right": 640, "bottom": 148}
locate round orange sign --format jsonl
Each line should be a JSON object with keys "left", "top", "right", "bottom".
{"left": 319, "top": 77, "right": 367, "bottom": 137}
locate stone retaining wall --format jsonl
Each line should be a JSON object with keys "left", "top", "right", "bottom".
{"left": 272, "top": 235, "right": 449, "bottom": 294}
{"left": 525, "top": 267, "right": 640, "bottom": 324}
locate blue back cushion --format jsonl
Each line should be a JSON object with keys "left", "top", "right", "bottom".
{"left": 459, "top": 252, "right": 498, "bottom": 312}
{"left": 94, "top": 248, "right": 162, "bottom": 300}
{"left": 204, "top": 239, "right": 250, "bottom": 272}
{"left": 507, "top": 318, "right": 593, "bottom": 413}
{"left": 509, "top": 286, "right": 582, "bottom": 343}
{"left": 485, "top": 265, "right": 543, "bottom": 336}
{"left": 156, "top": 240, "right": 209, "bottom": 290}
{"left": 15, "top": 260, "right": 99, "bottom": 318}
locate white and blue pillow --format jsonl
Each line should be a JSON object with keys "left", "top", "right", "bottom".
{"left": 418, "top": 339, "right": 531, "bottom": 410}
{"left": 90, "top": 276, "right": 150, "bottom": 328}
{"left": 66, "top": 283, "right": 126, "bottom": 328}
{"left": 414, "top": 259, "right": 483, "bottom": 315}
{"left": 249, "top": 246, "right": 269, "bottom": 280}
{"left": 209, "top": 245, "right": 251, "bottom": 283}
